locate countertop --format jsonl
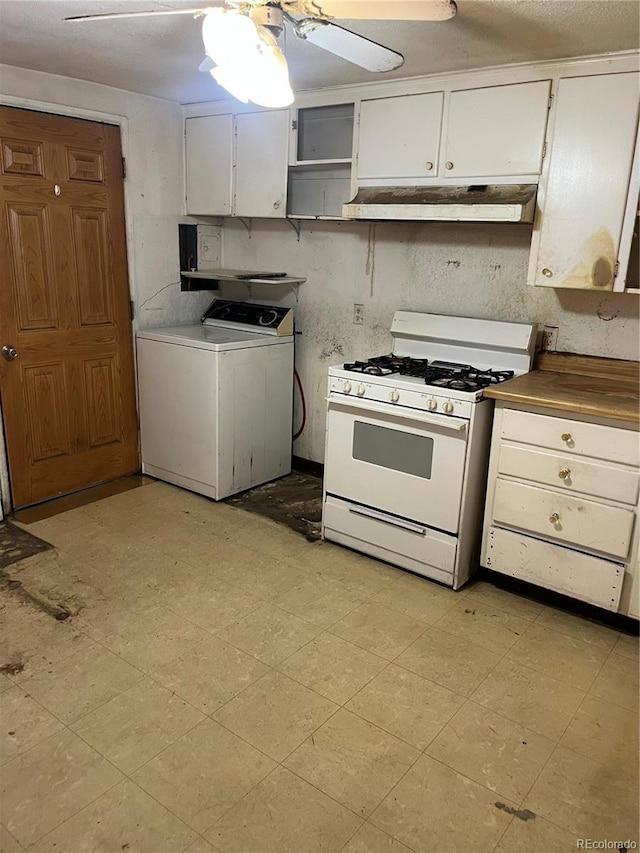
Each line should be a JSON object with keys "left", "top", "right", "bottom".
{"left": 484, "top": 352, "right": 640, "bottom": 424}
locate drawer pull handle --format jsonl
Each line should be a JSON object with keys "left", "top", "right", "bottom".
{"left": 549, "top": 512, "right": 560, "bottom": 524}
{"left": 561, "top": 432, "right": 572, "bottom": 442}
{"left": 558, "top": 468, "right": 571, "bottom": 480}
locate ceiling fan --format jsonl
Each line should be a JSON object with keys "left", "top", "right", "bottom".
{"left": 66, "top": 1, "right": 458, "bottom": 108}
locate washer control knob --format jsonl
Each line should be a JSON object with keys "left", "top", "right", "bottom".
{"left": 390, "top": 390, "right": 400, "bottom": 403}
{"left": 343, "top": 381, "right": 352, "bottom": 394}
{"left": 443, "top": 402, "right": 454, "bottom": 414}
{"left": 427, "top": 399, "right": 438, "bottom": 411}
{"left": 356, "top": 385, "right": 365, "bottom": 397}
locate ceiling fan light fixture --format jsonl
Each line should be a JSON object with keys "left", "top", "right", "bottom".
{"left": 202, "top": 8, "right": 293, "bottom": 109}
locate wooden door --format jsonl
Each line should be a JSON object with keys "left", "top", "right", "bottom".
{"left": 357, "top": 92, "right": 444, "bottom": 180}
{"left": 0, "top": 106, "right": 139, "bottom": 508}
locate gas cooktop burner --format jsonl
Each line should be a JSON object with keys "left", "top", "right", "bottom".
{"left": 341, "top": 355, "right": 514, "bottom": 391}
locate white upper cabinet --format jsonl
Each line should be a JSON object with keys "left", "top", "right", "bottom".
{"left": 234, "top": 110, "right": 289, "bottom": 218}
{"left": 185, "top": 114, "right": 233, "bottom": 216}
{"left": 355, "top": 81, "right": 551, "bottom": 183}
{"left": 529, "top": 72, "right": 640, "bottom": 291}
{"left": 442, "top": 80, "right": 551, "bottom": 178}
{"left": 357, "top": 93, "right": 444, "bottom": 180}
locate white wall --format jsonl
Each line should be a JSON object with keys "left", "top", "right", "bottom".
{"left": 0, "top": 64, "right": 214, "bottom": 328}
{"left": 220, "top": 219, "right": 640, "bottom": 464}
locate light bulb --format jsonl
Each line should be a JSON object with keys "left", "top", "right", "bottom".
{"left": 249, "top": 45, "right": 294, "bottom": 108}
{"left": 202, "top": 11, "right": 294, "bottom": 108}
{"left": 202, "top": 8, "right": 259, "bottom": 66}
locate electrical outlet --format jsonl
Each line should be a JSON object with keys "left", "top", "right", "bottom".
{"left": 353, "top": 303, "right": 364, "bottom": 325}
{"left": 541, "top": 325, "right": 559, "bottom": 351}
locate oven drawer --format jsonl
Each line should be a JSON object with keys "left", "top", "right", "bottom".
{"left": 492, "top": 478, "right": 635, "bottom": 560}
{"left": 501, "top": 408, "right": 640, "bottom": 466}
{"left": 498, "top": 444, "right": 640, "bottom": 505}
{"left": 485, "top": 526, "right": 623, "bottom": 611}
{"left": 323, "top": 496, "right": 457, "bottom": 584}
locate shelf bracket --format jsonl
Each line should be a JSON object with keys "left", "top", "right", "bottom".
{"left": 238, "top": 217, "right": 253, "bottom": 237}
{"left": 286, "top": 218, "right": 302, "bottom": 241}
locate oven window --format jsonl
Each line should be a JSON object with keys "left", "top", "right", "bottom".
{"left": 353, "top": 421, "right": 434, "bottom": 478}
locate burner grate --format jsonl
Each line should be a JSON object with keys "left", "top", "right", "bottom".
{"left": 341, "top": 355, "right": 514, "bottom": 392}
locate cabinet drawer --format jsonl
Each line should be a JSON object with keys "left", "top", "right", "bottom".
{"left": 485, "top": 526, "right": 623, "bottom": 611}
{"left": 501, "top": 408, "right": 640, "bottom": 466}
{"left": 493, "top": 478, "right": 635, "bottom": 560}
{"left": 498, "top": 444, "right": 640, "bottom": 505}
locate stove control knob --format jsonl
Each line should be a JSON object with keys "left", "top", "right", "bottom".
{"left": 427, "top": 399, "right": 438, "bottom": 411}
{"left": 390, "top": 390, "right": 400, "bottom": 403}
{"left": 356, "top": 385, "right": 366, "bottom": 397}
{"left": 443, "top": 402, "right": 454, "bottom": 414}
{"left": 343, "top": 381, "right": 352, "bottom": 394}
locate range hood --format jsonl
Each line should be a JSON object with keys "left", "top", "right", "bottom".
{"left": 342, "top": 184, "right": 537, "bottom": 223}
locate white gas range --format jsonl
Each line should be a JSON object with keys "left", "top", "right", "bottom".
{"left": 322, "top": 312, "right": 536, "bottom": 589}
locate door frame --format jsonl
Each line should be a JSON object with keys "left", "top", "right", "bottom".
{"left": 0, "top": 95, "right": 141, "bottom": 516}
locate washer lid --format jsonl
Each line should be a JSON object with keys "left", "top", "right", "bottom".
{"left": 136, "top": 325, "right": 293, "bottom": 351}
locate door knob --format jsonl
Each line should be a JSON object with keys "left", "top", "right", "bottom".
{"left": 1, "top": 345, "right": 18, "bottom": 361}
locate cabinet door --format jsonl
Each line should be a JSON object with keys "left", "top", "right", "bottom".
{"left": 443, "top": 81, "right": 551, "bottom": 178}
{"left": 357, "top": 93, "right": 443, "bottom": 180}
{"left": 185, "top": 115, "right": 233, "bottom": 215}
{"left": 531, "top": 72, "right": 640, "bottom": 290}
{"left": 234, "top": 110, "right": 289, "bottom": 218}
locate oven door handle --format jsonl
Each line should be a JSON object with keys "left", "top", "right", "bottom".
{"left": 327, "top": 395, "right": 468, "bottom": 432}
{"left": 348, "top": 505, "right": 427, "bottom": 536}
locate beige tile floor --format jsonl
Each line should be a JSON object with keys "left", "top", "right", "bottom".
{"left": 1, "top": 480, "right": 638, "bottom": 853}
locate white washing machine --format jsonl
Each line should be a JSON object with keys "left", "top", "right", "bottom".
{"left": 136, "top": 298, "right": 294, "bottom": 500}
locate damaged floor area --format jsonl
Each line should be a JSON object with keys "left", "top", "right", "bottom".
{"left": 0, "top": 481, "right": 638, "bottom": 852}
{"left": 226, "top": 471, "right": 323, "bottom": 541}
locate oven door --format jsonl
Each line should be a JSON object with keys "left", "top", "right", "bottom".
{"left": 325, "top": 395, "right": 469, "bottom": 534}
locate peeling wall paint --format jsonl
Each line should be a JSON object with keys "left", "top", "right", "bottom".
{"left": 220, "top": 218, "right": 640, "bottom": 464}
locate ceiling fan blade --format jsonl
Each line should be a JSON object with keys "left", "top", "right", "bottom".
{"left": 314, "top": 0, "right": 456, "bottom": 21}
{"left": 296, "top": 19, "right": 403, "bottom": 72}
{"left": 64, "top": 7, "right": 217, "bottom": 22}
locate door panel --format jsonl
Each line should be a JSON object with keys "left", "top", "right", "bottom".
{"left": 0, "top": 106, "right": 139, "bottom": 507}
{"left": 7, "top": 203, "right": 58, "bottom": 329}
{"left": 84, "top": 357, "right": 120, "bottom": 448}
{"left": 67, "top": 148, "right": 105, "bottom": 183}
{"left": 23, "top": 363, "right": 71, "bottom": 461}
{"left": 72, "top": 208, "right": 111, "bottom": 325}
{"left": 2, "top": 138, "right": 44, "bottom": 176}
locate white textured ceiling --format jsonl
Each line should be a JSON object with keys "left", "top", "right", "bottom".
{"left": 0, "top": 0, "right": 638, "bottom": 105}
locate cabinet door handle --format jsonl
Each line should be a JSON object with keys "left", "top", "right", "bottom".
{"left": 425, "top": 161, "right": 434, "bottom": 171}
{"left": 549, "top": 512, "right": 560, "bottom": 524}
{"left": 273, "top": 200, "right": 281, "bottom": 209}
{"left": 561, "top": 432, "right": 572, "bottom": 442}
{"left": 542, "top": 268, "right": 553, "bottom": 278}
{"left": 558, "top": 468, "right": 571, "bottom": 480}
{"left": 444, "top": 161, "right": 454, "bottom": 170}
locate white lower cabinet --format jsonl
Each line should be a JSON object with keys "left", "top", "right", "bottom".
{"left": 482, "top": 403, "right": 640, "bottom": 617}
